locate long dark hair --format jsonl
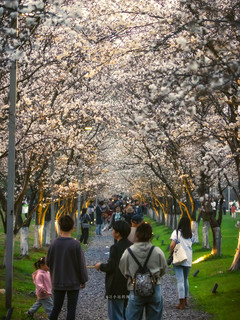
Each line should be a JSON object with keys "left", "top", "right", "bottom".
{"left": 177, "top": 216, "right": 192, "bottom": 239}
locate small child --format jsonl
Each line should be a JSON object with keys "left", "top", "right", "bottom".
{"left": 27, "top": 257, "right": 53, "bottom": 318}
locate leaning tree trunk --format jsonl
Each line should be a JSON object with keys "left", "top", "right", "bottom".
{"left": 229, "top": 228, "right": 240, "bottom": 271}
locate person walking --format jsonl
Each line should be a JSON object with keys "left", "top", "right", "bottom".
{"left": 108, "top": 206, "right": 125, "bottom": 230}
{"left": 47, "top": 215, "right": 88, "bottom": 320}
{"left": 119, "top": 222, "right": 167, "bottom": 320}
{"left": 26, "top": 257, "right": 53, "bottom": 318}
{"left": 87, "top": 201, "right": 95, "bottom": 225}
{"left": 95, "top": 221, "right": 132, "bottom": 320}
{"left": 80, "top": 208, "right": 91, "bottom": 244}
{"left": 231, "top": 203, "right": 236, "bottom": 218}
{"left": 169, "top": 215, "right": 194, "bottom": 310}
{"left": 96, "top": 200, "right": 104, "bottom": 235}
{"left": 123, "top": 206, "right": 135, "bottom": 226}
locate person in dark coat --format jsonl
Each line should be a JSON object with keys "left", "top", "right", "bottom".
{"left": 95, "top": 221, "right": 132, "bottom": 320}
{"left": 47, "top": 215, "right": 88, "bottom": 320}
{"left": 96, "top": 200, "right": 104, "bottom": 235}
{"left": 80, "top": 208, "right": 91, "bottom": 244}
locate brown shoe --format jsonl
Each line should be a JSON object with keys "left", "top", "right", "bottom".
{"left": 176, "top": 299, "right": 185, "bottom": 310}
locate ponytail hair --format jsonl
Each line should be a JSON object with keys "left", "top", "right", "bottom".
{"left": 34, "top": 256, "right": 46, "bottom": 270}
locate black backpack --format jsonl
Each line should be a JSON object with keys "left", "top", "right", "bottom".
{"left": 128, "top": 246, "right": 155, "bottom": 297}
{"left": 82, "top": 213, "right": 90, "bottom": 224}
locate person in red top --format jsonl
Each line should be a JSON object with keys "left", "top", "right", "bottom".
{"left": 231, "top": 203, "right": 236, "bottom": 218}
{"left": 27, "top": 256, "right": 53, "bottom": 318}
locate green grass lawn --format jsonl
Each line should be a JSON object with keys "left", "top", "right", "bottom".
{"left": 0, "top": 222, "right": 92, "bottom": 319}
{"left": 146, "top": 212, "right": 240, "bottom": 320}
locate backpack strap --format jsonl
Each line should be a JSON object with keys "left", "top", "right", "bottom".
{"left": 143, "top": 246, "right": 155, "bottom": 269}
{"left": 128, "top": 246, "right": 155, "bottom": 270}
{"left": 128, "top": 248, "right": 143, "bottom": 269}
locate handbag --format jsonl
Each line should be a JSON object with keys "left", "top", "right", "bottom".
{"left": 173, "top": 231, "right": 187, "bottom": 265}
{"left": 167, "top": 252, "right": 173, "bottom": 265}
{"left": 128, "top": 246, "right": 155, "bottom": 297}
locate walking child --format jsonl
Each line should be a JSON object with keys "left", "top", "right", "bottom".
{"left": 27, "top": 257, "right": 53, "bottom": 318}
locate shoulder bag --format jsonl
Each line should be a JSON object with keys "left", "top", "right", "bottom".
{"left": 173, "top": 231, "right": 188, "bottom": 265}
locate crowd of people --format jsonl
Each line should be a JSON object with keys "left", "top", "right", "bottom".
{"left": 26, "top": 195, "right": 195, "bottom": 320}
{"left": 79, "top": 196, "right": 147, "bottom": 244}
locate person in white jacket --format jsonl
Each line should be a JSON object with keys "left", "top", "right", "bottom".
{"left": 169, "top": 215, "right": 194, "bottom": 310}
{"left": 119, "top": 222, "right": 167, "bottom": 320}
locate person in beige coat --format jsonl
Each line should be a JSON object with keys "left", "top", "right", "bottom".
{"left": 119, "top": 222, "right": 167, "bottom": 320}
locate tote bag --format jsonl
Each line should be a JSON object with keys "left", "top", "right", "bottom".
{"left": 173, "top": 232, "right": 187, "bottom": 265}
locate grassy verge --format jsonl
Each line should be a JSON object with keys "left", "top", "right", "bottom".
{"left": 145, "top": 213, "right": 240, "bottom": 320}
{"left": 0, "top": 223, "right": 94, "bottom": 319}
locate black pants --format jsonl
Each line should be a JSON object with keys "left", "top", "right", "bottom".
{"left": 50, "top": 289, "right": 79, "bottom": 320}
{"left": 80, "top": 227, "right": 89, "bottom": 244}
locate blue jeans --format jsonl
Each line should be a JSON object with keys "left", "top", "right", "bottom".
{"left": 126, "top": 285, "right": 163, "bottom": 320}
{"left": 108, "top": 299, "right": 126, "bottom": 320}
{"left": 28, "top": 297, "right": 53, "bottom": 316}
{"left": 49, "top": 290, "right": 79, "bottom": 320}
{"left": 173, "top": 265, "right": 191, "bottom": 299}
{"left": 96, "top": 224, "right": 102, "bottom": 235}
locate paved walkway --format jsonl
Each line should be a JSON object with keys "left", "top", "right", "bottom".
{"left": 56, "top": 229, "right": 211, "bottom": 320}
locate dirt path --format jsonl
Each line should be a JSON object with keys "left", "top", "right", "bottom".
{"left": 57, "top": 229, "right": 211, "bottom": 319}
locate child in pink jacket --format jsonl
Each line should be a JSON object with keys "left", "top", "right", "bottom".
{"left": 27, "top": 257, "right": 53, "bottom": 317}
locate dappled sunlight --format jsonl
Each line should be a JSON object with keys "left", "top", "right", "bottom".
{"left": 192, "top": 253, "right": 212, "bottom": 264}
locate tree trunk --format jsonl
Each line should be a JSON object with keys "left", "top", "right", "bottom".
{"left": 33, "top": 185, "right": 43, "bottom": 248}
{"left": 173, "top": 214, "right": 180, "bottom": 230}
{"left": 33, "top": 225, "right": 42, "bottom": 249}
{"left": 164, "top": 213, "right": 168, "bottom": 227}
{"left": 212, "top": 226, "right": 222, "bottom": 256}
{"left": 149, "top": 207, "right": 153, "bottom": 219}
{"left": 202, "top": 221, "right": 211, "bottom": 249}
{"left": 20, "top": 227, "right": 29, "bottom": 256}
{"left": 191, "top": 221, "right": 199, "bottom": 243}
{"left": 153, "top": 208, "right": 158, "bottom": 221}
{"left": 229, "top": 229, "right": 240, "bottom": 271}
{"left": 161, "top": 208, "right": 165, "bottom": 225}
{"left": 43, "top": 221, "right": 51, "bottom": 246}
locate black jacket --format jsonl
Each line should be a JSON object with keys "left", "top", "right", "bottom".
{"left": 100, "top": 238, "right": 132, "bottom": 298}
{"left": 96, "top": 205, "right": 103, "bottom": 224}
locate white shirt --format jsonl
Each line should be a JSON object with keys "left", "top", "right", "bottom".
{"left": 170, "top": 230, "right": 194, "bottom": 267}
